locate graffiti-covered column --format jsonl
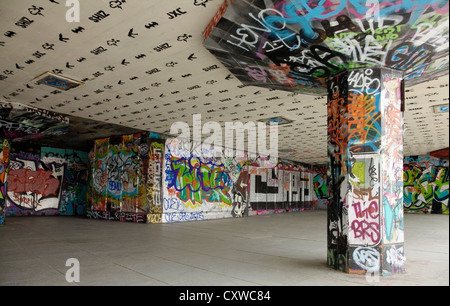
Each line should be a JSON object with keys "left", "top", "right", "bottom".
{"left": 0, "top": 139, "right": 10, "bottom": 225}
{"left": 147, "top": 139, "right": 164, "bottom": 224}
{"left": 327, "top": 67, "right": 405, "bottom": 276}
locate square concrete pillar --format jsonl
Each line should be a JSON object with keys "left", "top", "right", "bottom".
{"left": 327, "top": 67, "right": 406, "bottom": 275}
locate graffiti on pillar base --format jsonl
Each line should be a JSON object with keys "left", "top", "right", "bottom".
{"left": 349, "top": 244, "right": 406, "bottom": 276}
{"left": 350, "top": 246, "right": 380, "bottom": 275}
{"left": 383, "top": 244, "right": 406, "bottom": 274}
{"left": 327, "top": 246, "right": 348, "bottom": 273}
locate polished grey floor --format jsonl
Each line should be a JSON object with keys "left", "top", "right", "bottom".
{"left": 0, "top": 210, "right": 448, "bottom": 286}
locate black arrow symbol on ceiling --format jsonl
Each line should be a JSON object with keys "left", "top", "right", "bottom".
{"left": 187, "top": 53, "right": 197, "bottom": 61}
{"left": 128, "top": 28, "right": 138, "bottom": 38}
{"left": 145, "top": 22, "right": 159, "bottom": 29}
{"left": 59, "top": 33, "right": 69, "bottom": 42}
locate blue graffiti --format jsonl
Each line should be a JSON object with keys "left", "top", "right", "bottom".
{"left": 383, "top": 196, "right": 404, "bottom": 242}
{"left": 164, "top": 212, "right": 205, "bottom": 223}
{"left": 242, "top": 0, "right": 444, "bottom": 45}
{"left": 163, "top": 197, "right": 185, "bottom": 211}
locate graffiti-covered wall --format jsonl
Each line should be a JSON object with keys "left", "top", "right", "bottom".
{"left": 87, "top": 134, "right": 148, "bottom": 223}
{"left": 86, "top": 133, "right": 166, "bottom": 223}
{"left": 312, "top": 164, "right": 328, "bottom": 209}
{"left": 404, "top": 156, "right": 449, "bottom": 214}
{"left": 308, "top": 155, "right": 450, "bottom": 215}
{"left": 161, "top": 138, "right": 313, "bottom": 223}
{"left": 5, "top": 144, "right": 88, "bottom": 217}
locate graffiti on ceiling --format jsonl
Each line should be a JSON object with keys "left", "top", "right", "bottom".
{"left": 0, "top": 102, "right": 69, "bottom": 142}
{"left": 203, "top": 0, "right": 449, "bottom": 94}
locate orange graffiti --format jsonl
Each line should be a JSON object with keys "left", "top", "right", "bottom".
{"left": 347, "top": 92, "right": 382, "bottom": 151}
{"left": 328, "top": 90, "right": 348, "bottom": 173}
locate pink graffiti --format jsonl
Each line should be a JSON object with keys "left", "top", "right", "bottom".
{"left": 245, "top": 65, "right": 268, "bottom": 82}
{"left": 351, "top": 200, "right": 380, "bottom": 244}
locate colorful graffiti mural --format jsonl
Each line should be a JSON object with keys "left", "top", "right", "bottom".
{"left": 161, "top": 138, "right": 314, "bottom": 223}
{"left": 87, "top": 133, "right": 150, "bottom": 223}
{"left": 4, "top": 144, "right": 88, "bottom": 216}
{"left": 327, "top": 67, "right": 405, "bottom": 275}
{"left": 0, "top": 102, "right": 69, "bottom": 142}
{"left": 41, "top": 147, "right": 88, "bottom": 216}
{"left": 312, "top": 165, "right": 328, "bottom": 208}
{"left": 163, "top": 139, "right": 234, "bottom": 222}
{"left": 308, "top": 155, "right": 449, "bottom": 215}
{"left": 404, "top": 156, "right": 449, "bottom": 214}
{"left": 203, "top": 0, "right": 449, "bottom": 94}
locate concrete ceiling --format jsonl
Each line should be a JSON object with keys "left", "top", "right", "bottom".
{"left": 0, "top": 0, "right": 448, "bottom": 164}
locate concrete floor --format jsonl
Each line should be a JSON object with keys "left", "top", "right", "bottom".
{"left": 0, "top": 210, "right": 448, "bottom": 286}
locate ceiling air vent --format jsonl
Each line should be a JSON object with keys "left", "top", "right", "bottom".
{"left": 433, "top": 104, "right": 449, "bottom": 113}
{"left": 258, "top": 116, "right": 293, "bottom": 126}
{"left": 34, "top": 71, "right": 84, "bottom": 91}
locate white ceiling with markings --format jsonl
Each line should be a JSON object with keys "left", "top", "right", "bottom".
{"left": 0, "top": 0, "right": 448, "bottom": 164}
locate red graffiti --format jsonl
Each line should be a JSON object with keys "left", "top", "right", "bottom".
{"left": 7, "top": 168, "right": 61, "bottom": 198}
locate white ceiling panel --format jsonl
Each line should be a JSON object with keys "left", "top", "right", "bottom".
{"left": 0, "top": 0, "right": 448, "bottom": 164}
